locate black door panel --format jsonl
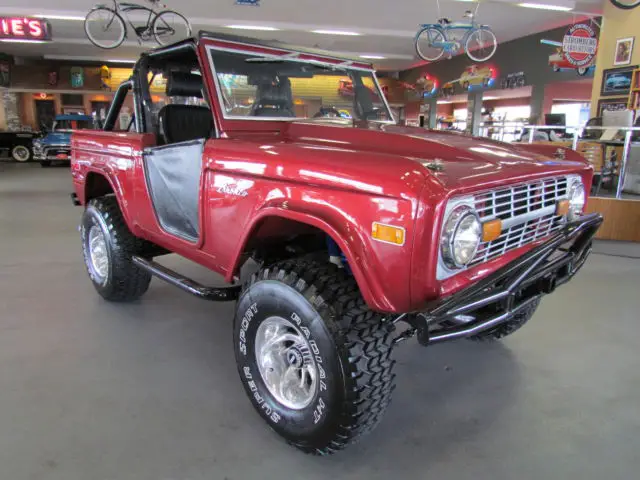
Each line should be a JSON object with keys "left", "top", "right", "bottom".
{"left": 143, "top": 139, "right": 203, "bottom": 242}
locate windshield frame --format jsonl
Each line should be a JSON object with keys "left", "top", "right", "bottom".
{"left": 204, "top": 42, "right": 395, "bottom": 124}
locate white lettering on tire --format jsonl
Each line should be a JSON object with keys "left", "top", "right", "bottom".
{"left": 238, "top": 302, "right": 258, "bottom": 357}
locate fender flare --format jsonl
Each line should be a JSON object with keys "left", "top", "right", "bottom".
{"left": 228, "top": 207, "right": 390, "bottom": 312}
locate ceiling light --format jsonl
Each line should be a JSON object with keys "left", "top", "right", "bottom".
{"left": 225, "top": 25, "right": 280, "bottom": 31}
{"left": 360, "top": 55, "right": 386, "bottom": 59}
{"left": 312, "top": 29, "right": 360, "bottom": 36}
{"left": 0, "top": 39, "right": 47, "bottom": 44}
{"left": 518, "top": 3, "right": 573, "bottom": 11}
{"left": 34, "top": 14, "right": 85, "bottom": 21}
{"left": 107, "top": 59, "right": 136, "bottom": 64}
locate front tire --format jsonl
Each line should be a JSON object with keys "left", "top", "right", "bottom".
{"left": 80, "top": 196, "right": 151, "bottom": 302}
{"left": 84, "top": 7, "right": 126, "bottom": 49}
{"left": 465, "top": 27, "right": 497, "bottom": 62}
{"left": 11, "top": 145, "right": 31, "bottom": 162}
{"left": 234, "top": 258, "right": 396, "bottom": 454}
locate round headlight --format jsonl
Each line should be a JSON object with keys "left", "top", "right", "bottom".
{"left": 568, "top": 180, "right": 585, "bottom": 222}
{"left": 441, "top": 206, "right": 482, "bottom": 269}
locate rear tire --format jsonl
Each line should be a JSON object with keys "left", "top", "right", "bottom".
{"left": 234, "top": 257, "right": 396, "bottom": 454}
{"left": 471, "top": 298, "right": 541, "bottom": 341}
{"left": 80, "top": 196, "right": 151, "bottom": 302}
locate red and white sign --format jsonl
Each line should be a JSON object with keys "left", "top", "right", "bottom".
{"left": 0, "top": 17, "right": 51, "bottom": 41}
{"left": 562, "top": 23, "right": 598, "bottom": 67}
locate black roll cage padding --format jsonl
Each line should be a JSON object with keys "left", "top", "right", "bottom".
{"left": 134, "top": 40, "right": 215, "bottom": 137}
{"left": 103, "top": 80, "right": 133, "bottom": 132}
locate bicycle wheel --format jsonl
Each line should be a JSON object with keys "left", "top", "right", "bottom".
{"left": 84, "top": 7, "right": 126, "bottom": 49}
{"left": 152, "top": 10, "right": 192, "bottom": 46}
{"left": 609, "top": 0, "right": 640, "bottom": 9}
{"left": 465, "top": 27, "right": 497, "bottom": 62}
{"left": 415, "top": 27, "right": 447, "bottom": 62}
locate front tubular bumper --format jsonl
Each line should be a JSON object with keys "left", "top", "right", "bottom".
{"left": 403, "top": 213, "right": 603, "bottom": 345}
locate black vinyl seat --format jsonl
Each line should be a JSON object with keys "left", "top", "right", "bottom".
{"left": 158, "top": 104, "right": 213, "bottom": 144}
{"left": 251, "top": 77, "right": 295, "bottom": 117}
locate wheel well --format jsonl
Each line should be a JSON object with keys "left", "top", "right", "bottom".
{"left": 243, "top": 216, "right": 329, "bottom": 264}
{"left": 85, "top": 172, "right": 114, "bottom": 201}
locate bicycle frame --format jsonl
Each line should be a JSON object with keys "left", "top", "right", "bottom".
{"left": 111, "top": 0, "right": 158, "bottom": 36}
{"left": 418, "top": 19, "right": 485, "bottom": 53}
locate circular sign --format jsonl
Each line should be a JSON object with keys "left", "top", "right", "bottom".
{"left": 562, "top": 23, "right": 598, "bottom": 67}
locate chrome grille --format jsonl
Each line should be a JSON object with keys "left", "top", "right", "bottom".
{"left": 469, "top": 176, "right": 570, "bottom": 266}
{"left": 474, "top": 177, "right": 568, "bottom": 220}
{"left": 470, "top": 213, "right": 564, "bottom": 266}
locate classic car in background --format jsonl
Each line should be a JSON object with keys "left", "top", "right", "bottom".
{"left": 548, "top": 47, "right": 594, "bottom": 76}
{"left": 33, "top": 114, "right": 93, "bottom": 167}
{"left": 460, "top": 65, "right": 496, "bottom": 89}
{"left": 0, "top": 130, "right": 39, "bottom": 162}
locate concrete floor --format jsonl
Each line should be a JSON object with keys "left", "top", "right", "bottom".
{"left": 1, "top": 163, "right": 639, "bottom": 480}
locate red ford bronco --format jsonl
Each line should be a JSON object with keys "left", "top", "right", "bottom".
{"left": 70, "top": 33, "right": 602, "bottom": 454}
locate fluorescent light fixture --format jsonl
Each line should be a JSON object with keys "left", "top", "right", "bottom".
{"left": 518, "top": 3, "right": 573, "bottom": 11}
{"left": 0, "top": 39, "right": 47, "bottom": 44}
{"left": 483, "top": 96, "right": 499, "bottom": 100}
{"left": 360, "top": 55, "right": 386, "bottom": 59}
{"left": 34, "top": 14, "right": 85, "bottom": 21}
{"left": 312, "top": 29, "right": 360, "bottom": 36}
{"left": 107, "top": 59, "right": 136, "bottom": 63}
{"left": 225, "top": 25, "right": 280, "bottom": 31}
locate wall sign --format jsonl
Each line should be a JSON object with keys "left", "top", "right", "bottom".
{"left": 70, "top": 66, "right": 84, "bottom": 88}
{"left": 0, "top": 17, "right": 51, "bottom": 41}
{"left": 501, "top": 71, "right": 526, "bottom": 89}
{"left": 562, "top": 23, "right": 598, "bottom": 68}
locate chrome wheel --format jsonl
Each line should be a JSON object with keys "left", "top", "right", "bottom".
{"left": 88, "top": 225, "right": 109, "bottom": 280}
{"left": 12, "top": 145, "right": 30, "bottom": 162}
{"left": 255, "top": 316, "right": 318, "bottom": 410}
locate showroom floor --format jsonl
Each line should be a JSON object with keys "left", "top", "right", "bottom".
{"left": 1, "top": 163, "right": 639, "bottom": 480}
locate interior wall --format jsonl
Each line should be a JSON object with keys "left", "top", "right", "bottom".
{"left": 543, "top": 80, "right": 593, "bottom": 116}
{"left": 589, "top": 2, "right": 640, "bottom": 116}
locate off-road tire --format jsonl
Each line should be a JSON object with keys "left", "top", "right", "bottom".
{"left": 80, "top": 195, "right": 152, "bottom": 302}
{"left": 233, "top": 257, "right": 396, "bottom": 454}
{"left": 471, "top": 297, "right": 541, "bottom": 341}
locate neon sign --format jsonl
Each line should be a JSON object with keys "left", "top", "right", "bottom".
{"left": 0, "top": 17, "right": 51, "bottom": 41}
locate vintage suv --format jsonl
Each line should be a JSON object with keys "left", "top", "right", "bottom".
{"left": 70, "top": 33, "right": 602, "bottom": 454}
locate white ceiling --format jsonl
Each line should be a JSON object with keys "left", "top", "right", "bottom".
{"left": 0, "top": 0, "right": 603, "bottom": 70}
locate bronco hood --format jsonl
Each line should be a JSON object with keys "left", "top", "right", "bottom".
{"left": 283, "top": 121, "right": 590, "bottom": 194}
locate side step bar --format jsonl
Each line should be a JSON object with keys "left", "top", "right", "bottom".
{"left": 132, "top": 256, "right": 241, "bottom": 301}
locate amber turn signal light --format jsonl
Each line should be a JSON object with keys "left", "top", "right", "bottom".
{"left": 482, "top": 219, "right": 502, "bottom": 242}
{"left": 372, "top": 222, "right": 405, "bottom": 245}
{"left": 556, "top": 200, "right": 570, "bottom": 216}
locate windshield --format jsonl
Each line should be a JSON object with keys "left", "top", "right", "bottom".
{"left": 208, "top": 49, "right": 393, "bottom": 122}
{"left": 54, "top": 119, "right": 92, "bottom": 131}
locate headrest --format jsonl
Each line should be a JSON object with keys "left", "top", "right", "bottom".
{"left": 255, "top": 77, "right": 292, "bottom": 107}
{"left": 166, "top": 71, "right": 203, "bottom": 98}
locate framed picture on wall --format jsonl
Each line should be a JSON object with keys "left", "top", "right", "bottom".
{"left": 596, "top": 98, "right": 628, "bottom": 117}
{"left": 614, "top": 37, "right": 634, "bottom": 66}
{"left": 601, "top": 65, "right": 638, "bottom": 96}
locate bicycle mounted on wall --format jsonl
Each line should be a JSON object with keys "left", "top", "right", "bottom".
{"left": 84, "top": 0, "right": 192, "bottom": 49}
